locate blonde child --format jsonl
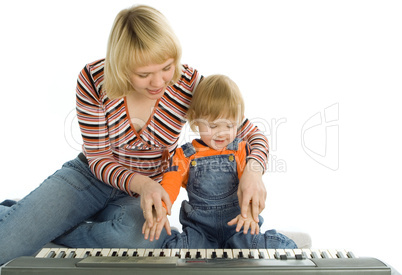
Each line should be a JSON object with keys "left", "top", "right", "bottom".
{"left": 143, "top": 75, "right": 296, "bottom": 249}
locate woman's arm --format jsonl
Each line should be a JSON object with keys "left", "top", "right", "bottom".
{"left": 236, "top": 118, "right": 269, "bottom": 222}
{"left": 76, "top": 61, "right": 137, "bottom": 194}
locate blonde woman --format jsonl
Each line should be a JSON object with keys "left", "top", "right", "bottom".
{"left": 0, "top": 5, "right": 268, "bottom": 264}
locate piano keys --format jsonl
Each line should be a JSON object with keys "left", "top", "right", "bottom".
{"left": 1, "top": 248, "right": 392, "bottom": 275}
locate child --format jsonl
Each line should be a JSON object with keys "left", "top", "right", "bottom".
{"left": 142, "top": 75, "right": 296, "bottom": 249}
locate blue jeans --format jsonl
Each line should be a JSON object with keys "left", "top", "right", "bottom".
{"left": 163, "top": 146, "right": 296, "bottom": 249}
{"left": 0, "top": 156, "right": 168, "bottom": 265}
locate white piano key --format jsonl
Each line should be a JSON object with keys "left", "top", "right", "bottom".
{"left": 35, "top": 248, "right": 51, "bottom": 258}
{"left": 105, "top": 249, "right": 114, "bottom": 257}
{"left": 293, "top": 249, "right": 302, "bottom": 256}
{"left": 188, "top": 249, "right": 198, "bottom": 258}
{"left": 126, "top": 249, "right": 136, "bottom": 256}
{"left": 301, "top": 248, "right": 312, "bottom": 259}
{"left": 285, "top": 249, "right": 296, "bottom": 259}
{"left": 167, "top": 249, "right": 180, "bottom": 258}
{"left": 136, "top": 249, "right": 146, "bottom": 257}
{"left": 267, "top": 249, "right": 276, "bottom": 259}
{"left": 151, "top": 249, "right": 164, "bottom": 257}
{"left": 74, "top": 249, "right": 89, "bottom": 258}
{"left": 328, "top": 249, "right": 339, "bottom": 259}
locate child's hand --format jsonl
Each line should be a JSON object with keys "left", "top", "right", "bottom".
{"left": 142, "top": 207, "right": 171, "bottom": 241}
{"left": 227, "top": 204, "right": 260, "bottom": 235}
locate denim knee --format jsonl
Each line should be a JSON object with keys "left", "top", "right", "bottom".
{"left": 264, "top": 229, "right": 298, "bottom": 249}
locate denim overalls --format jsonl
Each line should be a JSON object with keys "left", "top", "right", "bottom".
{"left": 163, "top": 139, "right": 297, "bottom": 249}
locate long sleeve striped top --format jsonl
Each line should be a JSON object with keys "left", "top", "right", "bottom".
{"left": 76, "top": 59, "right": 269, "bottom": 195}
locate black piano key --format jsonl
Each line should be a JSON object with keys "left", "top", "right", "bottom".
{"left": 84, "top": 251, "right": 91, "bottom": 258}
{"left": 336, "top": 251, "right": 346, "bottom": 259}
{"left": 280, "top": 254, "right": 287, "bottom": 260}
{"left": 122, "top": 251, "right": 128, "bottom": 257}
{"left": 159, "top": 251, "right": 165, "bottom": 257}
{"left": 238, "top": 251, "right": 244, "bottom": 258}
{"left": 223, "top": 251, "right": 228, "bottom": 258}
{"left": 67, "top": 251, "right": 76, "bottom": 258}
{"left": 311, "top": 251, "right": 320, "bottom": 258}
{"left": 185, "top": 251, "right": 191, "bottom": 259}
{"left": 211, "top": 251, "right": 217, "bottom": 259}
{"left": 175, "top": 251, "right": 181, "bottom": 258}
{"left": 248, "top": 251, "right": 254, "bottom": 259}
{"left": 196, "top": 251, "right": 201, "bottom": 259}
{"left": 148, "top": 251, "right": 153, "bottom": 257}
{"left": 321, "top": 251, "right": 330, "bottom": 259}
{"left": 133, "top": 251, "right": 138, "bottom": 257}
{"left": 112, "top": 251, "right": 118, "bottom": 257}
{"left": 95, "top": 251, "right": 102, "bottom": 257}
{"left": 258, "top": 252, "right": 264, "bottom": 259}
{"left": 56, "top": 251, "right": 66, "bottom": 259}
{"left": 295, "top": 254, "right": 304, "bottom": 260}
{"left": 347, "top": 251, "right": 356, "bottom": 258}
{"left": 46, "top": 251, "right": 56, "bottom": 258}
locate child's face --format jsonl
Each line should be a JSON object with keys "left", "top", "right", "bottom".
{"left": 196, "top": 118, "right": 238, "bottom": 150}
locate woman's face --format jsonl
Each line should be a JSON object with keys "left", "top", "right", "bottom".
{"left": 129, "top": 58, "right": 175, "bottom": 100}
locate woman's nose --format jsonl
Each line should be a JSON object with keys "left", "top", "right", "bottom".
{"left": 150, "top": 72, "right": 164, "bottom": 87}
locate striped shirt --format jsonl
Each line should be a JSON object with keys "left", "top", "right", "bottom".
{"left": 76, "top": 59, "right": 269, "bottom": 195}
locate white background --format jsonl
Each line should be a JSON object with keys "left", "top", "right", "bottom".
{"left": 0, "top": 0, "right": 401, "bottom": 272}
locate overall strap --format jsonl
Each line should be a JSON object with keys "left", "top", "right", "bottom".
{"left": 226, "top": 138, "right": 242, "bottom": 151}
{"left": 181, "top": 142, "right": 196, "bottom": 158}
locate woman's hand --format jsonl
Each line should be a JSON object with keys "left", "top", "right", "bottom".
{"left": 238, "top": 159, "right": 266, "bottom": 223}
{"left": 129, "top": 174, "right": 172, "bottom": 228}
{"left": 142, "top": 207, "right": 171, "bottom": 241}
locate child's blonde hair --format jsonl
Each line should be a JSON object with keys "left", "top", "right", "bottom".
{"left": 104, "top": 5, "right": 182, "bottom": 99}
{"left": 187, "top": 75, "right": 244, "bottom": 131}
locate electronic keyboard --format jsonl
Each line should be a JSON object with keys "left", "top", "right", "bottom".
{"left": 1, "top": 248, "right": 392, "bottom": 274}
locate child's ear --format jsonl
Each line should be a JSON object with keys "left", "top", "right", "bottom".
{"left": 189, "top": 121, "right": 199, "bottom": 132}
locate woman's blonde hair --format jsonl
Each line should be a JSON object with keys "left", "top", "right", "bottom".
{"left": 187, "top": 75, "right": 245, "bottom": 131}
{"left": 104, "top": 5, "right": 182, "bottom": 99}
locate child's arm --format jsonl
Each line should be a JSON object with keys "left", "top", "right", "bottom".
{"left": 142, "top": 148, "right": 189, "bottom": 241}
{"left": 142, "top": 207, "right": 171, "bottom": 241}
{"left": 227, "top": 202, "right": 260, "bottom": 235}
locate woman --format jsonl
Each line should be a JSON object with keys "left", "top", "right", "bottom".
{"left": 0, "top": 5, "right": 267, "bottom": 265}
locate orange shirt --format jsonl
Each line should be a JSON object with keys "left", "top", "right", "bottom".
{"left": 161, "top": 139, "right": 249, "bottom": 206}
